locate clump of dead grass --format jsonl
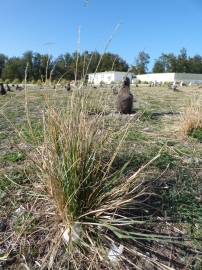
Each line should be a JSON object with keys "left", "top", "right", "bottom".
{"left": 179, "top": 97, "right": 202, "bottom": 137}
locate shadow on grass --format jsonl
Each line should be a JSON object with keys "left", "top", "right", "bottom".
{"left": 110, "top": 150, "right": 202, "bottom": 268}
{"left": 140, "top": 110, "right": 180, "bottom": 121}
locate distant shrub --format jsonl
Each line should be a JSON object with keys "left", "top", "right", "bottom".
{"left": 13, "top": 78, "right": 20, "bottom": 84}
{"left": 37, "top": 79, "right": 42, "bottom": 85}
{"left": 163, "top": 81, "right": 170, "bottom": 86}
{"left": 100, "top": 80, "right": 105, "bottom": 85}
{"left": 4, "top": 79, "right": 10, "bottom": 84}
{"left": 60, "top": 79, "right": 68, "bottom": 86}
{"left": 142, "top": 81, "right": 149, "bottom": 84}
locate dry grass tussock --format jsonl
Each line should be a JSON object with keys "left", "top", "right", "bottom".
{"left": 179, "top": 97, "right": 202, "bottom": 137}
{"left": 32, "top": 92, "right": 166, "bottom": 269}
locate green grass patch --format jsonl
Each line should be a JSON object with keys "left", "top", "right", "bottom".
{"left": 188, "top": 127, "right": 202, "bottom": 142}
{"left": 126, "top": 128, "right": 149, "bottom": 141}
{"left": 0, "top": 132, "right": 7, "bottom": 140}
{"left": 161, "top": 168, "right": 202, "bottom": 227}
{"left": 112, "top": 152, "right": 148, "bottom": 172}
{"left": 22, "top": 121, "right": 43, "bottom": 144}
{"left": 2, "top": 151, "right": 25, "bottom": 162}
{"left": 13, "top": 212, "right": 37, "bottom": 233}
{"left": 153, "top": 151, "right": 177, "bottom": 169}
{"left": 0, "top": 170, "right": 27, "bottom": 192}
{"left": 139, "top": 110, "right": 154, "bottom": 121}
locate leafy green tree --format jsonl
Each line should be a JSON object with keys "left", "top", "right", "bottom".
{"left": 39, "top": 54, "right": 53, "bottom": 82}
{"left": 99, "top": 53, "right": 128, "bottom": 72}
{"left": 22, "top": 51, "right": 34, "bottom": 80}
{"left": 177, "top": 48, "right": 189, "bottom": 72}
{"left": 152, "top": 49, "right": 202, "bottom": 74}
{"left": 132, "top": 51, "right": 150, "bottom": 74}
{"left": 188, "top": 55, "right": 202, "bottom": 73}
{"left": 2, "top": 57, "right": 24, "bottom": 81}
{"left": 50, "top": 54, "right": 74, "bottom": 81}
{"left": 152, "top": 53, "right": 178, "bottom": 73}
{"left": 32, "top": 53, "right": 42, "bottom": 80}
{"left": 0, "top": 54, "right": 8, "bottom": 78}
{"left": 152, "top": 60, "right": 165, "bottom": 73}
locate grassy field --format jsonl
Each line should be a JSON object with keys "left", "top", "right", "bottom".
{"left": 0, "top": 84, "right": 202, "bottom": 269}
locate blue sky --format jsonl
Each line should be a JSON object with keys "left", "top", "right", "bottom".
{"left": 1, "top": 0, "right": 202, "bottom": 70}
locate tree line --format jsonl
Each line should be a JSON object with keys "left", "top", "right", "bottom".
{"left": 131, "top": 48, "right": 202, "bottom": 75}
{"left": 0, "top": 51, "right": 128, "bottom": 83}
{"left": 152, "top": 48, "right": 202, "bottom": 74}
{"left": 0, "top": 48, "right": 202, "bottom": 83}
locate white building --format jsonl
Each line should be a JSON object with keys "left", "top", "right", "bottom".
{"left": 134, "top": 73, "right": 202, "bottom": 84}
{"left": 88, "top": 71, "right": 134, "bottom": 85}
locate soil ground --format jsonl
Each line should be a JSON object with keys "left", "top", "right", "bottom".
{"left": 0, "top": 84, "right": 202, "bottom": 269}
